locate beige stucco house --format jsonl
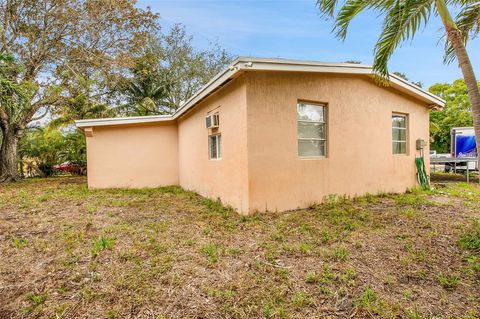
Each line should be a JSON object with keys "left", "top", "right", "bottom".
{"left": 76, "top": 57, "right": 444, "bottom": 214}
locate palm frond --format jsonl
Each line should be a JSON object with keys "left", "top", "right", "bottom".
{"left": 373, "top": 0, "right": 434, "bottom": 84}
{"left": 443, "top": 2, "right": 480, "bottom": 64}
{"left": 334, "top": 0, "right": 395, "bottom": 40}
{"left": 316, "top": 0, "right": 340, "bottom": 18}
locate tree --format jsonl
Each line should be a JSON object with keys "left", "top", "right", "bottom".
{"left": 19, "top": 127, "right": 86, "bottom": 177}
{"left": 117, "top": 37, "right": 171, "bottom": 116}
{"left": 429, "top": 79, "right": 476, "bottom": 152}
{"left": 0, "top": 0, "right": 158, "bottom": 182}
{"left": 316, "top": 0, "right": 480, "bottom": 159}
{"left": 155, "top": 24, "right": 232, "bottom": 112}
{"left": 49, "top": 73, "right": 117, "bottom": 128}
{"left": 118, "top": 24, "right": 232, "bottom": 115}
{"left": 392, "top": 71, "right": 423, "bottom": 88}
{"left": 0, "top": 54, "right": 36, "bottom": 180}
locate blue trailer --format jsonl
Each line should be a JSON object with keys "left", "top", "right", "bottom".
{"left": 447, "top": 127, "right": 477, "bottom": 172}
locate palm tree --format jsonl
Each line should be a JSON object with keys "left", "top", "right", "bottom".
{"left": 316, "top": 0, "right": 480, "bottom": 158}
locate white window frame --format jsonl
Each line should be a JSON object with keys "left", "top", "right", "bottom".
{"left": 297, "top": 102, "right": 327, "bottom": 158}
{"left": 392, "top": 113, "right": 408, "bottom": 155}
{"left": 209, "top": 134, "right": 222, "bottom": 160}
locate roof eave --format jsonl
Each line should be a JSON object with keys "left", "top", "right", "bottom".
{"left": 75, "top": 114, "right": 173, "bottom": 128}
{"left": 74, "top": 57, "right": 445, "bottom": 129}
{"left": 235, "top": 57, "right": 445, "bottom": 107}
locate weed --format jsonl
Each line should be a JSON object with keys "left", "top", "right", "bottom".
{"left": 458, "top": 219, "right": 480, "bottom": 251}
{"left": 358, "top": 287, "right": 377, "bottom": 310}
{"left": 23, "top": 292, "right": 46, "bottom": 313}
{"left": 298, "top": 242, "right": 311, "bottom": 254}
{"left": 91, "top": 236, "right": 115, "bottom": 257}
{"left": 263, "top": 303, "right": 275, "bottom": 317}
{"left": 437, "top": 273, "right": 461, "bottom": 290}
{"left": 383, "top": 275, "right": 395, "bottom": 286}
{"left": 201, "top": 198, "right": 233, "bottom": 218}
{"left": 305, "top": 271, "right": 318, "bottom": 284}
{"left": 292, "top": 290, "right": 311, "bottom": 307}
{"left": 11, "top": 236, "right": 28, "bottom": 249}
{"left": 297, "top": 223, "right": 311, "bottom": 233}
{"left": 340, "top": 268, "right": 356, "bottom": 285}
{"left": 466, "top": 255, "right": 480, "bottom": 275}
{"left": 320, "top": 229, "right": 335, "bottom": 243}
{"left": 395, "top": 193, "right": 426, "bottom": 206}
{"left": 402, "top": 207, "right": 418, "bottom": 219}
{"left": 318, "top": 267, "right": 337, "bottom": 284}
{"left": 208, "top": 288, "right": 235, "bottom": 299}
{"left": 275, "top": 268, "right": 290, "bottom": 282}
{"left": 406, "top": 306, "right": 422, "bottom": 319}
{"left": 106, "top": 309, "right": 118, "bottom": 319}
{"left": 201, "top": 243, "right": 220, "bottom": 264}
{"left": 403, "top": 289, "right": 413, "bottom": 300}
{"left": 331, "top": 246, "right": 349, "bottom": 261}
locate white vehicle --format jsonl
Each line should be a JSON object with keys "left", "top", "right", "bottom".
{"left": 446, "top": 127, "right": 477, "bottom": 172}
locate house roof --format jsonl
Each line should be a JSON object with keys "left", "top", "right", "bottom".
{"left": 76, "top": 57, "right": 445, "bottom": 128}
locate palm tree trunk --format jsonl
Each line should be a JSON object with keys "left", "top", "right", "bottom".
{"left": 436, "top": 0, "right": 480, "bottom": 167}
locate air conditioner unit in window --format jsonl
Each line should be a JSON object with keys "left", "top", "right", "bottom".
{"left": 205, "top": 113, "right": 219, "bottom": 129}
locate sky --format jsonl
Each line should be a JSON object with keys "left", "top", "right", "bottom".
{"left": 138, "top": 0, "right": 480, "bottom": 89}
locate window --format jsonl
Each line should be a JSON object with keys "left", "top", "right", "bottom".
{"left": 297, "top": 102, "right": 327, "bottom": 157}
{"left": 209, "top": 134, "right": 222, "bottom": 159}
{"left": 392, "top": 114, "right": 408, "bottom": 154}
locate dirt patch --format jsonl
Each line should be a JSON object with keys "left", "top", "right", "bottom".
{"left": 0, "top": 177, "right": 479, "bottom": 318}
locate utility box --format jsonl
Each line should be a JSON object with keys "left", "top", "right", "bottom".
{"left": 416, "top": 139, "right": 425, "bottom": 150}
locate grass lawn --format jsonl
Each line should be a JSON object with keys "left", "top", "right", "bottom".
{"left": 0, "top": 177, "right": 479, "bottom": 318}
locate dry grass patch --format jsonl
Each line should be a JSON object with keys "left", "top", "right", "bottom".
{"left": 0, "top": 177, "right": 479, "bottom": 318}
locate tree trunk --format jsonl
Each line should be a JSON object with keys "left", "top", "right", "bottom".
{"left": 436, "top": 0, "right": 480, "bottom": 167}
{"left": 0, "top": 130, "right": 20, "bottom": 182}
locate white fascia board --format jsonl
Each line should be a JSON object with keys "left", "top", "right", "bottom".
{"left": 75, "top": 114, "right": 173, "bottom": 128}
{"left": 388, "top": 74, "right": 445, "bottom": 107}
{"left": 235, "top": 57, "right": 445, "bottom": 107}
{"left": 172, "top": 59, "right": 242, "bottom": 119}
{"left": 75, "top": 57, "right": 445, "bottom": 129}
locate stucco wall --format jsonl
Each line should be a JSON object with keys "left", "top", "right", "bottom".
{"left": 245, "top": 71, "right": 430, "bottom": 213}
{"left": 86, "top": 121, "right": 178, "bottom": 188}
{"left": 177, "top": 75, "right": 249, "bottom": 212}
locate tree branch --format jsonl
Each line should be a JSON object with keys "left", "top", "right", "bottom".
{"left": 30, "top": 106, "right": 50, "bottom": 122}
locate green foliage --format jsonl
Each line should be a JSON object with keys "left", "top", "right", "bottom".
{"left": 429, "top": 79, "right": 476, "bottom": 153}
{"left": 0, "top": 0, "right": 158, "bottom": 181}
{"left": 437, "top": 272, "right": 461, "bottom": 289}
{"left": 19, "top": 128, "right": 86, "bottom": 176}
{"left": 201, "top": 243, "right": 220, "bottom": 264}
{"left": 91, "top": 236, "right": 116, "bottom": 258}
{"left": 23, "top": 292, "right": 47, "bottom": 314}
{"left": 458, "top": 219, "right": 480, "bottom": 251}
{"left": 118, "top": 24, "right": 232, "bottom": 115}
{"left": 315, "top": 1, "right": 479, "bottom": 82}
{"left": 262, "top": 303, "right": 275, "bottom": 317}
{"left": 0, "top": 54, "right": 36, "bottom": 132}
{"left": 11, "top": 236, "right": 28, "bottom": 249}
{"left": 292, "top": 290, "right": 312, "bottom": 307}
{"left": 393, "top": 71, "right": 423, "bottom": 88}
{"left": 118, "top": 37, "right": 171, "bottom": 116}
{"left": 331, "top": 246, "right": 349, "bottom": 261}
{"left": 357, "top": 287, "right": 378, "bottom": 311}
{"left": 50, "top": 73, "right": 116, "bottom": 128}
{"left": 305, "top": 271, "right": 318, "bottom": 283}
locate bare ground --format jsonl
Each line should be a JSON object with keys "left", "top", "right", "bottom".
{"left": 0, "top": 177, "right": 479, "bottom": 319}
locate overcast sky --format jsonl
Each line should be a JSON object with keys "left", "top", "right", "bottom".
{"left": 138, "top": 0, "right": 480, "bottom": 88}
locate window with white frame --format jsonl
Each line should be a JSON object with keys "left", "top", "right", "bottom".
{"left": 209, "top": 134, "right": 222, "bottom": 159}
{"left": 297, "top": 102, "right": 327, "bottom": 157}
{"left": 392, "top": 113, "right": 408, "bottom": 154}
